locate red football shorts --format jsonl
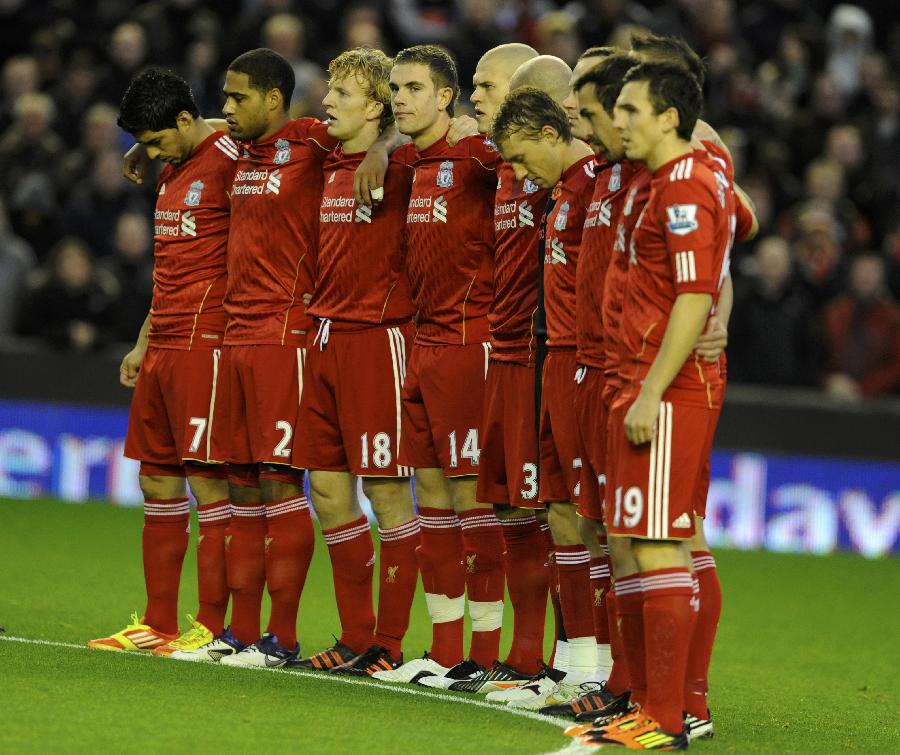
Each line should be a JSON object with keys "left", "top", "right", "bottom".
{"left": 125, "top": 345, "right": 223, "bottom": 466}
{"left": 399, "top": 341, "right": 490, "bottom": 476}
{"left": 209, "top": 344, "right": 305, "bottom": 466}
{"left": 574, "top": 365, "right": 608, "bottom": 522}
{"left": 606, "top": 388, "right": 715, "bottom": 540}
{"left": 293, "top": 322, "right": 414, "bottom": 477}
{"left": 693, "top": 379, "right": 726, "bottom": 518}
{"left": 476, "top": 359, "right": 540, "bottom": 508}
{"left": 538, "top": 350, "right": 581, "bottom": 503}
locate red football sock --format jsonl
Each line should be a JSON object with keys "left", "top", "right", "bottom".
{"left": 605, "top": 585, "right": 630, "bottom": 696}
{"left": 542, "top": 523, "right": 566, "bottom": 668}
{"left": 685, "top": 551, "right": 722, "bottom": 719}
{"left": 555, "top": 544, "right": 595, "bottom": 673}
{"left": 264, "top": 496, "right": 315, "bottom": 649}
{"left": 590, "top": 536, "right": 612, "bottom": 645}
{"left": 555, "top": 545, "right": 594, "bottom": 641}
{"left": 459, "top": 508, "right": 505, "bottom": 668}
{"left": 375, "top": 519, "right": 421, "bottom": 659}
{"left": 195, "top": 499, "right": 230, "bottom": 635}
{"left": 615, "top": 574, "right": 645, "bottom": 704}
{"left": 416, "top": 507, "right": 465, "bottom": 668}
{"left": 500, "top": 515, "right": 549, "bottom": 674}
{"left": 322, "top": 515, "right": 375, "bottom": 655}
{"left": 642, "top": 568, "right": 697, "bottom": 734}
{"left": 226, "top": 502, "right": 267, "bottom": 645}
{"left": 142, "top": 497, "right": 190, "bottom": 635}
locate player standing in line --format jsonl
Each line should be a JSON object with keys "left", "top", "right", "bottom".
{"left": 536, "top": 51, "right": 647, "bottom": 719}
{"left": 171, "top": 48, "right": 394, "bottom": 668}
{"left": 446, "top": 42, "right": 559, "bottom": 691}
{"left": 289, "top": 47, "right": 420, "bottom": 676}
{"left": 490, "top": 85, "right": 603, "bottom": 711}
{"left": 371, "top": 45, "right": 508, "bottom": 687}
{"left": 479, "top": 55, "right": 592, "bottom": 706}
{"left": 628, "top": 33, "right": 758, "bottom": 738}
{"left": 584, "top": 62, "right": 737, "bottom": 750}
{"left": 87, "top": 69, "right": 236, "bottom": 655}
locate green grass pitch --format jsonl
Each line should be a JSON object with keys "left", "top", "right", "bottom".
{"left": 1, "top": 498, "right": 897, "bottom": 753}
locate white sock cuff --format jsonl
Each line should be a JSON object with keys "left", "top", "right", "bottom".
{"left": 424, "top": 592, "right": 465, "bottom": 624}
{"left": 468, "top": 599, "right": 504, "bottom": 632}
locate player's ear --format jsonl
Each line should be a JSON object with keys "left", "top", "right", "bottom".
{"left": 437, "top": 85, "right": 453, "bottom": 112}
{"left": 541, "top": 124, "right": 559, "bottom": 142}
{"left": 175, "top": 111, "right": 193, "bottom": 133}
{"left": 268, "top": 87, "right": 285, "bottom": 113}
{"left": 367, "top": 98, "right": 384, "bottom": 123}
{"left": 661, "top": 105, "right": 680, "bottom": 135}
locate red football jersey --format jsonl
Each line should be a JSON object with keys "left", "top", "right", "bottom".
{"left": 576, "top": 159, "right": 638, "bottom": 369}
{"left": 307, "top": 145, "right": 416, "bottom": 330}
{"left": 699, "top": 140, "right": 754, "bottom": 241}
{"left": 618, "top": 152, "right": 736, "bottom": 392}
{"left": 490, "top": 162, "right": 548, "bottom": 364}
{"left": 150, "top": 130, "right": 237, "bottom": 350}
{"left": 403, "top": 133, "right": 499, "bottom": 346}
{"left": 224, "top": 118, "right": 335, "bottom": 346}
{"left": 543, "top": 155, "right": 596, "bottom": 350}
{"left": 602, "top": 164, "right": 651, "bottom": 386}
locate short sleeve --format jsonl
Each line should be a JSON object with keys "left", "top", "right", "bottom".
{"left": 298, "top": 117, "right": 338, "bottom": 159}
{"left": 467, "top": 135, "right": 502, "bottom": 173}
{"left": 658, "top": 179, "right": 719, "bottom": 295}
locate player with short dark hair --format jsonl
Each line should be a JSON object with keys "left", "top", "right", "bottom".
{"left": 289, "top": 47, "right": 420, "bottom": 677}
{"left": 584, "top": 61, "right": 738, "bottom": 750}
{"left": 562, "top": 47, "right": 616, "bottom": 141}
{"left": 87, "top": 67, "right": 236, "bottom": 656}
{"left": 370, "top": 45, "right": 508, "bottom": 687}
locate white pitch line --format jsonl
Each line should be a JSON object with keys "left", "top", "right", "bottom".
{"left": 0, "top": 634, "right": 570, "bottom": 733}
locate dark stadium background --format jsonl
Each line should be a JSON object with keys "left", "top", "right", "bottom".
{"left": 0, "top": 0, "right": 896, "bottom": 556}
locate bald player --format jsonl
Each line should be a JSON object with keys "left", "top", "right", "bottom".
{"left": 451, "top": 43, "right": 562, "bottom": 692}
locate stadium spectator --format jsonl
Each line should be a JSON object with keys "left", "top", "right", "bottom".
{"left": 0, "top": 196, "right": 35, "bottom": 335}
{"left": 821, "top": 252, "right": 900, "bottom": 398}
{"left": 99, "top": 211, "right": 154, "bottom": 342}
{"left": 7, "top": 171, "right": 63, "bottom": 262}
{"left": 56, "top": 104, "right": 126, "bottom": 193}
{"left": 0, "top": 92, "right": 65, "bottom": 197}
{"left": 96, "top": 22, "right": 151, "bottom": 105}
{"left": 18, "top": 236, "right": 118, "bottom": 351}
{"left": 729, "top": 236, "right": 819, "bottom": 387}
{"left": 51, "top": 52, "right": 103, "bottom": 150}
{"left": 64, "top": 149, "right": 149, "bottom": 258}
{"left": 261, "top": 13, "right": 326, "bottom": 115}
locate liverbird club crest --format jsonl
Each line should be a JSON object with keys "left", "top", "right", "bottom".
{"left": 554, "top": 201, "right": 570, "bottom": 231}
{"left": 273, "top": 138, "right": 291, "bottom": 165}
{"left": 183, "top": 180, "right": 204, "bottom": 206}
{"left": 436, "top": 159, "right": 454, "bottom": 188}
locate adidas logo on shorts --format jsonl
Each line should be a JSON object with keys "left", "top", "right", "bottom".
{"left": 672, "top": 513, "right": 691, "bottom": 529}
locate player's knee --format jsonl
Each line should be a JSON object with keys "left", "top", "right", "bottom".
{"left": 259, "top": 464, "right": 305, "bottom": 501}
{"left": 548, "top": 502, "right": 581, "bottom": 545}
{"left": 493, "top": 505, "right": 534, "bottom": 522}
{"left": 308, "top": 470, "right": 359, "bottom": 529}
{"left": 185, "top": 464, "right": 228, "bottom": 505}
{"left": 138, "top": 465, "right": 185, "bottom": 500}
{"left": 448, "top": 475, "right": 480, "bottom": 511}
{"left": 608, "top": 535, "right": 638, "bottom": 578}
{"left": 632, "top": 538, "right": 689, "bottom": 572}
{"left": 578, "top": 516, "right": 605, "bottom": 557}
{"left": 364, "top": 478, "right": 415, "bottom": 528}
{"left": 688, "top": 515, "right": 709, "bottom": 552}
{"left": 414, "top": 468, "right": 453, "bottom": 509}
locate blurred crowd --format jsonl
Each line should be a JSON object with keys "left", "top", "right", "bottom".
{"left": 0, "top": 0, "right": 898, "bottom": 398}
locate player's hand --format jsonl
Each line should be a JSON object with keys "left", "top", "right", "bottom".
{"left": 354, "top": 145, "right": 388, "bottom": 207}
{"left": 123, "top": 143, "right": 151, "bottom": 185}
{"left": 624, "top": 389, "right": 660, "bottom": 445}
{"left": 119, "top": 346, "right": 146, "bottom": 388}
{"left": 446, "top": 115, "right": 478, "bottom": 146}
{"left": 694, "top": 315, "right": 728, "bottom": 362}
